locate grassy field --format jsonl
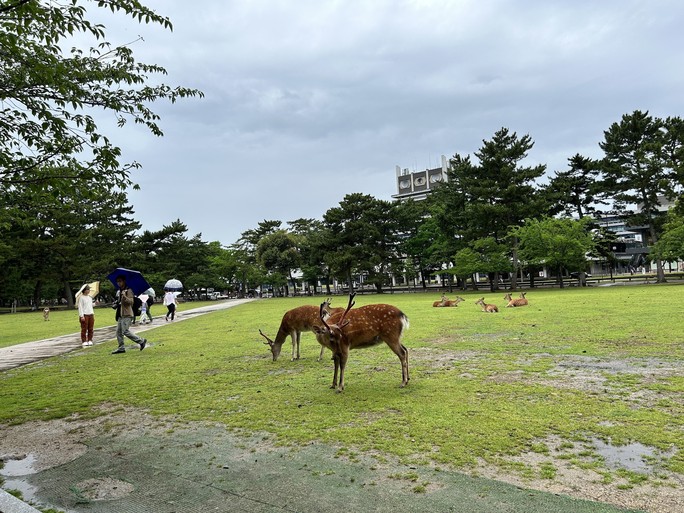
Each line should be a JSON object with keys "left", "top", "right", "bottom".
{"left": 1, "top": 285, "right": 683, "bottom": 491}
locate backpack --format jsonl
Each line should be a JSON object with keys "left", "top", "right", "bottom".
{"left": 133, "top": 296, "right": 143, "bottom": 317}
{"left": 146, "top": 296, "right": 154, "bottom": 307}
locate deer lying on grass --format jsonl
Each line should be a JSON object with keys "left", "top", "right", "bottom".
{"left": 504, "top": 292, "right": 528, "bottom": 307}
{"left": 475, "top": 297, "right": 499, "bottom": 313}
{"left": 312, "top": 293, "right": 410, "bottom": 393}
{"left": 259, "top": 299, "right": 342, "bottom": 361}
{"left": 432, "top": 295, "right": 465, "bottom": 307}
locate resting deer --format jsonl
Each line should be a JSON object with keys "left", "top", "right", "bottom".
{"left": 475, "top": 297, "right": 499, "bottom": 313}
{"left": 504, "top": 292, "right": 528, "bottom": 307}
{"left": 312, "top": 293, "right": 410, "bottom": 393}
{"left": 259, "top": 299, "right": 342, "bottom": 361}
{"left": 432, "top": 296, "right": 465, "bottom": 307}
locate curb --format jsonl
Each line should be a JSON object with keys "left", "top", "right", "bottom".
{"left": 0, "top": 489, "right": 42, "bottom": 513}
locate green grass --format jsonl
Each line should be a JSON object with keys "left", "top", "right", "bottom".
{"left": 1, "top": 285, "right": 684, "bottom": 486}
{"left": 0, "top": 300, "right": 218, "bottom": 349}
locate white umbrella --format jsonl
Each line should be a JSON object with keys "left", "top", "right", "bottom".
{"left": 143, "top": 287, "right": 156, "bottom": 298}
{"left": 164, "top": 279, "right": 183, "bottom": 291}
{"left": 75, "top": 281, "right": 100, "bottom": 302}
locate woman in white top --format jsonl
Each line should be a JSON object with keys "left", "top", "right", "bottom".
{"left": 78, "top": 284, "right": 95, "bottom": 346}
{"left": 163, "top": 290, "right": 178, "bottom": 321}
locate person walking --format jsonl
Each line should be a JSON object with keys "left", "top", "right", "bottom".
{"left": 138, "top": 296, "right": 150, "bottom": 324}
{"left": 163, "top": 290, "right": 178, "bottom": 321}
{"left": 77, "top": 284, "right": 95, "bottom": 347}
{"left": 145, "top": 295, "right": 154, "bottom": 323}
{"left": 112, "top": 274, "right": 148, "bottom": 354}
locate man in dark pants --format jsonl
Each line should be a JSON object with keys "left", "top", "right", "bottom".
{"left": 112, "top": 275, "right": 148, "bottom": 354}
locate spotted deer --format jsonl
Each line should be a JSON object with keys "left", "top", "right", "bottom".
{"left": 475, "top": 297, "right": 499, "bottom": 313}
{"left": 312, "top": 293, "right": 410, "bottom": 393}
{"left": 504, "top": 292, "right": 528, "bottom": 307}
{"left": 259, "top": 299, "right": 342, "bottom": 361}
{"left": 433, "top": 295, "right": 465, "bottom": 307}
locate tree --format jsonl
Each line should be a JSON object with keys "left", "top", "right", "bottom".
{"left": 0, "top": 180, "right": 140, "bottom": 306}
{"left": 256, "top": 231, "right": 301, "bottom": 296}
{"left": 450, "top": 248, "right": 482, "bottom": 290}
{"left": 512, "top": 217, "right": 595, "bottom": 288}
{"left": 288, "top": 218, "right": 327, "bottom": 295}
{"left": 0, "top": 0, "right": 203, "bottom": 225}
{"left": 546, "top": 154, "right": 605, "bottom": 219}
{"left": 599, "top": 110, "right": 676, "bottom": 282}
{"left": 470, "top": 237, "right": 513, "bottom": 292}
{"left": 395, "top": 199, "right": 429, "bottom": 288}
{"left": 321, "top": 193, "right": 400, "bottom": 293}
{"left": 652, "top": 210, "right": 684, "bottom": 265}
{"left": 438, "top": 128, "right": 547, "bottom": 289}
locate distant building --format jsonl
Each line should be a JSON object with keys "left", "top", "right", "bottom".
{"left": 392, "top": 155, "right": 448, "bottom": 201}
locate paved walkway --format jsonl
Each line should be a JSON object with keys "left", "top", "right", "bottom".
{"left": 0, "top": 299, "right": 255, "bottom": 372}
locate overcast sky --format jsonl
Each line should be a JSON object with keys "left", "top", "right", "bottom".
{"left": 98, "top": 0, "right": 684, "bottom": 245}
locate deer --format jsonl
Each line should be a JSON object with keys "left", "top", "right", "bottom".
{"left": 432, "top": 296, "right": 465, "bottom": 307}
{"left": 312, "top": 293, "right": 410, "bottom": 393}
{"left": 443, "top": 296, "right": 465, "bottom": 307}
{"left": 504, "top": 292, "right": 528, "bottom": 307}
{"left": 259, "top": 299, "right": 343, "bottom": 361}
{"left": 475, "top": 297, "right": 499, "bottom": 313}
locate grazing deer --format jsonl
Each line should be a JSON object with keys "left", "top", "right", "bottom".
{"left": 504, "top": 292, "right": 528, "bottom": 307}
{"left": 312, "top": 293, "right": 410, "bottom": 393}
{"left": 475, "top": 297, "right": 499, "bottom": 313}
{"left": 259, "top": 299, "right": 342, "bottom": 361}
{"left": 432, "top": 295, "right": 465, "bottom": 307}
{"left": 43, "top": 307, "right": 50, "bottom": 321}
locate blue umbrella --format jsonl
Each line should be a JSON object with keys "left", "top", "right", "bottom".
{"left": 107, "top": 268, "right": 151, "bottom": 296}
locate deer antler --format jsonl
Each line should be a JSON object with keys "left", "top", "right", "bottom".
{"left": 259, "top": 329, "right": 274, "bottom": 346}
{"left": 319, "top": 302, "right": 332, "bottom": 331}
{"left": 338, "top": 292, "right": 356, "bottom": 327}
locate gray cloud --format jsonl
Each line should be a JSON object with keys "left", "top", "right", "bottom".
{"left": 105, "top": 0, "right": 684, "bottom": 244}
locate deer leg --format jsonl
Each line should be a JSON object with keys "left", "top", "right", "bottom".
{"left": 389, "top": 342, "right": 410, "bottom": 387}
{"left": 337, "top": 346, "right": 349, "bottom": 393}
{"left": 318, "top": 343, "right": 325, "bottom": 361}
{"left": 331, "top": 353, "right": 340, "bottom": 389}
{"left": 400, "top": 344, "right": 409, "bottom": 387}
{"left": 295, "top": 331, "right": 301, "bottom": 360}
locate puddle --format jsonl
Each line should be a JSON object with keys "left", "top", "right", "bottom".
{"left": 592, "top": 439, "right": 669, "bottom": 473}
{"left": 0, "top": 453, "right": 37, "bottom": 476}
{"left": 2, "top": 478, "right": 39, "bottom": 503}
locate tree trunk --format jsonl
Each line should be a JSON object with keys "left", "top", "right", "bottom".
{"left": 63, "top": 278, "right": 74, "bottom": 308}
{"left": 510, "top": 241, "right": 519, "bottom": 290}
{"left": 650, "top": 224, "right": 666, "bottom": 283}
{"left": 347, "top": 270, "right": 354, "bottom": 293}
{"left": 33, "top": 280, "right": 43, "bottom": 308}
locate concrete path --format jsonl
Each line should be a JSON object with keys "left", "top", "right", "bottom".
{"left": 0, "top": 299, "right": 255, "bottom": 372}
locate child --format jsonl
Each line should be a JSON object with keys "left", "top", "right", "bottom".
{"left": 139, "top": 297, "right": 150, "bottom": 324}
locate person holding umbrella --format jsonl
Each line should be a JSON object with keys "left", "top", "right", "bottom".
{"left": 163, "top": 289, "right": 179, "bottom": 321}
{"left": 112, "top": 274, "right": 148, "bottom": 354}
{"left": 77, "top": 284, "right": 95, "bottom": 347}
